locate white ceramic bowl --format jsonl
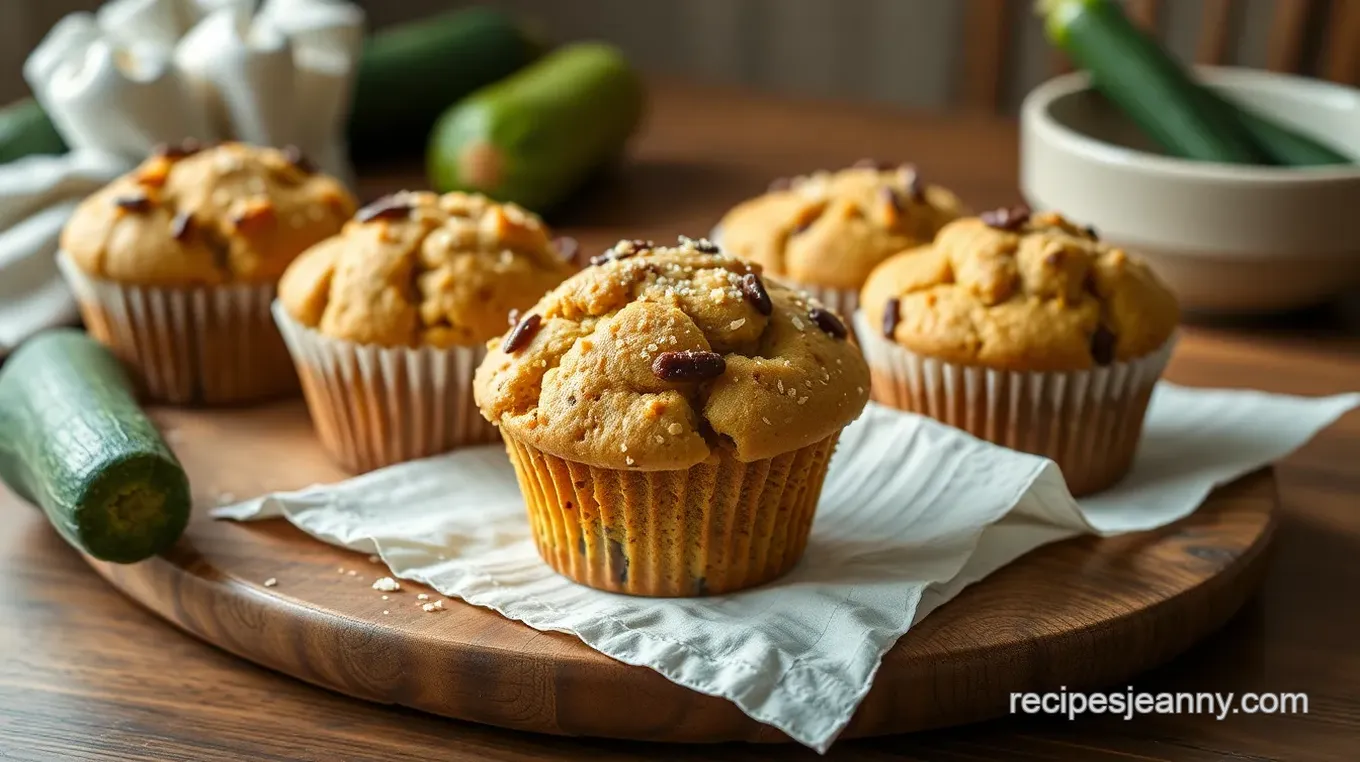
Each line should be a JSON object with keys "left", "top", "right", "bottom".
{"left": 1020, "top": 67, "right": 1360, "bottom": 313}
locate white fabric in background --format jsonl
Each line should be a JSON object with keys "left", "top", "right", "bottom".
{"left": 215, "top": 383, "right": 1359, "bottom": 752}
{"left": 0, "top": 0, "right": 363, "bottom": 355}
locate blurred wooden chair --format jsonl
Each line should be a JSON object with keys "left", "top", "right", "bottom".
{"left": 962, "top": 0, "right": 1360, "bottom": 112}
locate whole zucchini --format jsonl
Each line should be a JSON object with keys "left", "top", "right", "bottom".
{"left": 1039, "top": 0, "right": 1266, "bottom": 165}
{"left": 0, "top": 97, "right": 67, "bottom": 163}
{"left": 1197, "top": 87, "right": 1353, "bottom": 167}
{"left": 426, "top": 42, "right": 645, "bottom": 212}
{"left": 0, "top": 330, "right": 190, "bottom": 563}
{"left": 348, "top": 7, "right": 543, "bottom": 160}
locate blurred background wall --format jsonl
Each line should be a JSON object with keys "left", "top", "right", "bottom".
{"left": 0, "top": 0, "right": 1348, "bottom": 112}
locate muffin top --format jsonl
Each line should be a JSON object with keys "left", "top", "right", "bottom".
{"left": 861, "top": 208, "right": 1179, "bottom": 372}
{"left": 278, "top": 191, "right": 577, "bottom": 348}
{"left": 61, "top": 141, "right": 356, "bottom": 286}
{"left": 717, "top": 161, "right": 965, "bottom": 291}
{"left": 473, "top": 237, "right": 871, "bottom": 471}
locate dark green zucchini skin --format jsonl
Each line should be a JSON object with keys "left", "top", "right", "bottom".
{"left": 1042, "top": 0, "right": 1266, "bottom": 165}
{"left": 0, "top": 98, "right": 67, "bottom": 164}
{"left": 1197, "top": 87, "right": 1354, "bottom": 167}
{"left": 426, "top": 42, "right": 645, "bottom": 212}
{"left": 348, "top": 7, "right": 542, "bottom": 160}
{"left": 0, "top": 330, "right": 190, "bottom": 563}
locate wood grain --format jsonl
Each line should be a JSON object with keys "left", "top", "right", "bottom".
{"left": 960, "top": 0, "right": 1012, "bottom": 112}
{"left": 70, "top": 401, "right": 1275, "bottom": 743}
{"left": 1323, "top": 0, "right": 1360, "bottom": 85}
{"left": 1196, "top": 0, "right": 1236, "bottom": 66}
{"left": 1265, "top": 0, "right": 1315, "bottom": 73}
{"left": 2, "top": 82, "right": 1359, "bottom": 761}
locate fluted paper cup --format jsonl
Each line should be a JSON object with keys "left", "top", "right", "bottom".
{"left": 273, "top": 302, "right": 498, "bottom": 474}
{"left": 854, "top": 311, "right": 1174, "bottom": 496}
{"left": 56, "top": 251, "right": 296, "bottom": 404}
{"left": 501, "top": 432, "right": 840, "bottom": 597}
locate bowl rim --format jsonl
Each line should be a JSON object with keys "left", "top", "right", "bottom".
{"left": 1021, "top": 66, "right": 1360, "bottom": 184}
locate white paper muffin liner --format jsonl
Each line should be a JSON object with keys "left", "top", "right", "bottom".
{"left": 56, "top": 251, "right": 295, "bottom": 404}
{"left": 272, "top": 302, "right": 499, "bottom": 474}
{"left": 853, "top": 311, "right": 1175, "bottom": 496}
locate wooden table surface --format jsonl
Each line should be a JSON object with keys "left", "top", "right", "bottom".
{"left": 3, "top": 82, "right": 1359, "bottom": 762}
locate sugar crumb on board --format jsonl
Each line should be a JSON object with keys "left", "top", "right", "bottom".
{"left": 372, "top": 577, "right": 401, "bottom": 592}
{"left": 263, "top": 578, "right": 277, "bottom": 588}
{"left": 421, "top": 600, "right": 445, "bottom": 613}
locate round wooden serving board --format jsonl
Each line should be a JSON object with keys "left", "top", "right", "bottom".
{"left": 85, "top": 401, "right": 1277, "bottom": 744}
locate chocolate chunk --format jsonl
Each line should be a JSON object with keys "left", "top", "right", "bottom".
{"left": 281, "top": 144, "right": 316, "bottom": 174}
{"left": 170, "top": 211, "right": 194, "bottom": 241}
{"left": 114, "top": 193, "right": 152, "bottom": 213}
{"left": 154, "top": 139, "right": 202, "bottom": 160}
{"left": 852, "top": 158, "right": 889, "bottom": 170}
{"left": 502, "top": 313, "right": 542, "bottom": 353}
{"left": 1090, "top": 325, "right": 1116, "bottom": 366}
{"left": 589, "top": 239, "right": 650, "bottom": 266}
{"left": 553, "top": 236, "right": 579, "bottom": 263}
{"left": 355, "top": 196, "right": 413, "bottom": 223}
{"left": 809, "top": 307, "right": 848, "bottom": 340}
{"left": 979, "top": 204, "right": 1031, "bottom": 231}
{"left": 883, "top": 297, "right": 901, "bottom": 338}
{"left": 901, "top": 164, "right": 924, "bottom": 201}
{"left": 1083, "top": 224, "right": 1099, "bottom": 241}
{"left": 652, "top": 350, "right": 726, "bottom": 382}
{"left": 691, "top": 238, "right": 720, "bottom": 253}
{"left": 739, "top": 272, "right": 773, "bottom": 316}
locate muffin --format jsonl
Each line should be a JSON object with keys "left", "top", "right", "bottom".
{"left": 716, "top": 160, "right": 965, "bottom": 321}
{"left": 474, "top": 236, "right": 871, "bottom": 596}
{"left": 58, "top": 140, "right": 356, "bottom": 404}
{"left": 276, "top": 190, "right": 577, "bottom": 473}
{"left": 858, "top": 206, "right": 1179, "bottom": 496}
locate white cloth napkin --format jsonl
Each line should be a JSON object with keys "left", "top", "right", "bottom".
{"left": 214, "top": 383, "right": 1358, "bottom": 752}
{"left": 0, "top": 0, "right": 364, "bottom": 355}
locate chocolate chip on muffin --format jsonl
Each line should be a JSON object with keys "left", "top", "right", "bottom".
{"left": 473, "top": 236, "right": 871, "bottom": 596}
{"left": 717, "top": 162, "right": 967, "bottom": 322}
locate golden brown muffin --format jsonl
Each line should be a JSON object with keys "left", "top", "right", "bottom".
{"left": 61, "top": 141, "right": 356, "bottom": 286}
{"left": 718, "top": 161, "right": 965, "bottom": 291}
{"left": 857, "top": 206, "right": 1179, "bottom": 496}
{"left": 278, "top": 191, "right": 577, "bottom": 348}
{"left": 474, "top": 236, "right": 871, "bottom": 596}
{"left": 55, "top": 141, "right": 355, "bottom": 405}
{"left": 861, "top": 208, "right": 1179, "bottom": 372}
{"left": 474, "top": 236, "right": 870, "bottom": 470}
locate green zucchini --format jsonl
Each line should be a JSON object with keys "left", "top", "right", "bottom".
{"left": 426, "top": 42, "right": 645, "bottom": 212}
{"left": 1039, "top": 0, "right": 1266, "bottom": 165}
{"left": 0, "top": 330, "right": 190, "bottom": 563}
{"left": 348, "top": 7, "right": 543, "bottom": 160}
{"left": 0, "top": 97, "right": 66, "bottom": 163}
{"left": 1198, "top": 87, "right": 1353, "bottom": 166}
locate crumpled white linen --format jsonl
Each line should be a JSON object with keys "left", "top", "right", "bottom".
{"left": 214, "top": 383, "right": 1359, "bottom": 752}
{"left": 0, "top": 0, "right": 363, "bottom": 355}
